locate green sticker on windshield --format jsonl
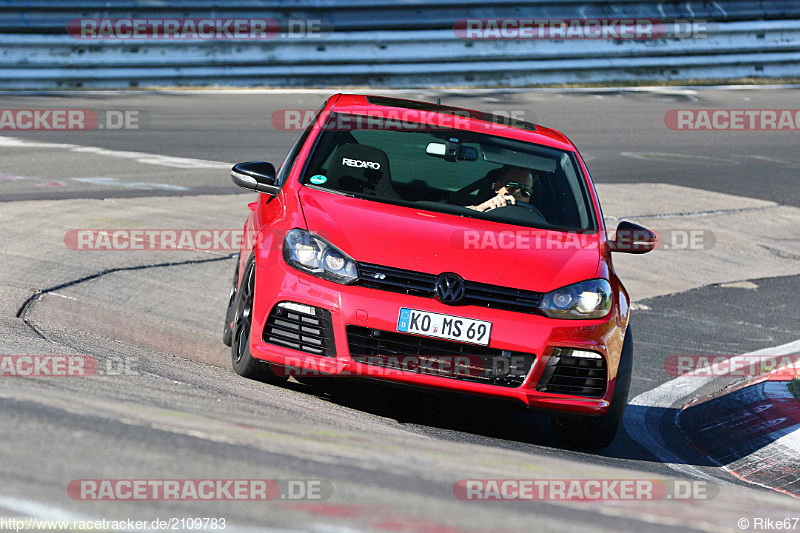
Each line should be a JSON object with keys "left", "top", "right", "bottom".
{"left": 310, "top": 174, "right": 327, "bottom": 185}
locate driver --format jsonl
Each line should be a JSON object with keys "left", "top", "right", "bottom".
{"left": 467, "top": 166, "right": 535, "bottom": 213}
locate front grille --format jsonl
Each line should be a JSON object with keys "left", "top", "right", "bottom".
{"left": 358, "top": 263, "right": 435, "bottom": 298}
{"left": 346, "top": 325, "right": 535, "bottom": 388}
{"left": 262, "top": 302, "right": 336, "bottom": 357}
{"left": 355, "top": 262, "right": 544, "bottom": 314}
{"left": 536, "top": 349, "right": 607, "bottom": 397}
{"left": 463, "top": 280, "right": 543, "bottom": 313}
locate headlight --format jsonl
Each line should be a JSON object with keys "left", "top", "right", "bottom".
{"left": 283, "top": 229, "right": 359, "bottom": 284}
{"left": 539, "top": 279, "right": 612, "bottom": 319}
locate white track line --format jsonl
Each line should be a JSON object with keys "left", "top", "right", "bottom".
{"left": 624, "top": 338, "right": 800, "bottom": 484}
{"left": 0, "top": 136, "right": 230, "bottom": 169}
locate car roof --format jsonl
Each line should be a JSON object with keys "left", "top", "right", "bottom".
{"left": 329, "top": 93, "right": 575, "bottom": 151}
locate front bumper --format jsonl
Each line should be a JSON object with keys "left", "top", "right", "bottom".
{"left": 250, "top": 256, "right": 624, "bottom": 416}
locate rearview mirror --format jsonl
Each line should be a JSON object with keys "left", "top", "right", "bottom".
{"left": 425, "top": 142, "right": 478, "bottom": 161}
{"left": 609, "top": 221, "right": 657, "bottom": 254}
{"left": 231, "top": 162, "right": 279, "bottom": 195}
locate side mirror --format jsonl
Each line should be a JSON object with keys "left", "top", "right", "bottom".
{"left": 609, "top": 221, "right": 657, "bottom": 254}
{"left": 231, "top": 162, "right": 279, "bottom": 195}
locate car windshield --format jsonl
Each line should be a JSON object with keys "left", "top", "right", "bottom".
{"left": 301, "top": 112, "right": 597, "bottom": 231}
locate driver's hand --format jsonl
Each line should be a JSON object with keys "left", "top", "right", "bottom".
{"left": 468, "top": 193, "right": 516, "bottom": 212}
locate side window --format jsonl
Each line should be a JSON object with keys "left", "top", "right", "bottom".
{"left": 274, "top": 107, "right": 323, "bottom": 188}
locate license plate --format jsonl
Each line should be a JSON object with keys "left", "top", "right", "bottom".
{"left": 397, "top": 308, "right": 492, "bottom": 346}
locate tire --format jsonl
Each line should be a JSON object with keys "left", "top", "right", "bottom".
{"left": 230, "top": 253, "right": 286, "bottom": 383}
{"left": 551, "top": 327, "right": 634, "bottom": 449}
{"left": 222, "top": 253, "right": 240, "bottom": 347}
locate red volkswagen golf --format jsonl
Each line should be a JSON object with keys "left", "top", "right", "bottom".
{"left": 224, "top": 94, "right": 655, "bottom": 449}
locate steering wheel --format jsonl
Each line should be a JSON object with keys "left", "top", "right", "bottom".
{"left": 490, "top": 201, "right": 547, "bottom": 223}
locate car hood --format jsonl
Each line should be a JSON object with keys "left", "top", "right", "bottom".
{"left": 298, "top": 188, "right": 602, "bottom": 293}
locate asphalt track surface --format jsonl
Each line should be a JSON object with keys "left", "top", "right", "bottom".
{"left": 1, "top": 88, "right": 799, "bottom": 531}
{"left": 1, "top": 87, "right": 799, "bottom": 205}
